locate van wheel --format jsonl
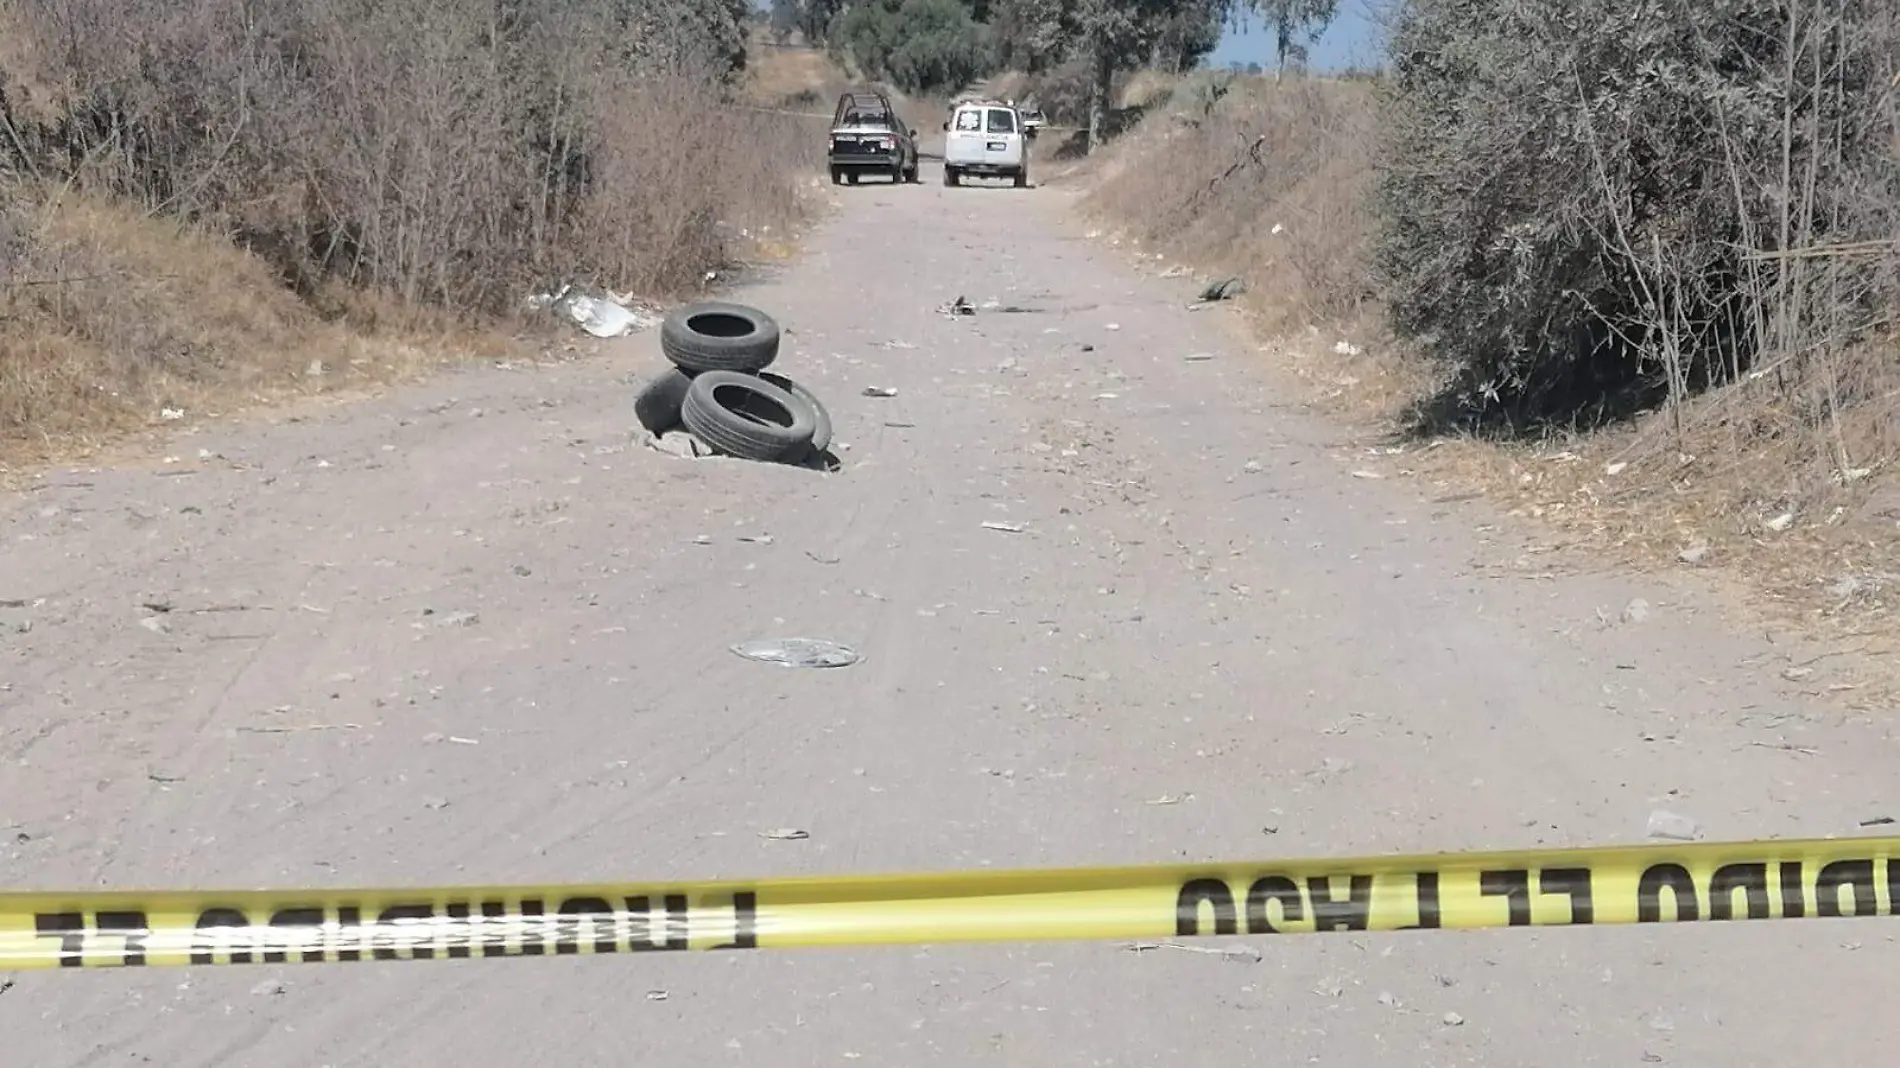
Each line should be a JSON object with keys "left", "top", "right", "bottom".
{"left": 943, "top": 166, "right": 958, "bottom": 187}
{"left": 1013, "top": 167, "right": 1028, "bottom": 189}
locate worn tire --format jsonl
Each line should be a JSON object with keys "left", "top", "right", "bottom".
{"left": 680, "top": 370, "right": 816, "bottom": 463}
{"left": 659, "top": 301, "right": 780, "bottom": 373}
{"left": 943, "top": 166, "right": 958, "bottom": 187}
{"left": 829, "top": 167, "right": 842, "bottom": 185}
{"left": 758, "top": 371, "right": 832, "bottom": 457}
{"left": 633, "top": 367, "right": 695, "bottom": 435}
{"left": 1013, "top": 167, "right": 1028, "bottom": 189}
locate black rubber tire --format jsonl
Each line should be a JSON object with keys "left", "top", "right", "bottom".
{"left": 830, "top": 167, "right": 842, "bottom": 185}
{"left": 634, "top": 367, "right": 695, "bottom": 435}
{"left": 758, "top": 371, "right": 832, "bottom": 457}
{"left": 680, "top": 370, "right": 816, "bottom": 463}
{"left": 943, "top": 166, "right": 958, "bottom": 187}
{"left": 846, "top": 171, "right": 859, "bottom": 185}
{"left": 659, "top": 301, "right": 780, "bottom": 373}
{"left": 1013, "top": 167, "right": 1028, "bottom": 189}
{"left": 904, "top": 162, "right": 920, "bottom": 183}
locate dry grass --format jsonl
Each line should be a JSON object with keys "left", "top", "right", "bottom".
{"left": 1077, "top": 72, "right": 1900, "bottom": 699}
{"left": 0, "top": 185, "right": 514, "bottom": 472}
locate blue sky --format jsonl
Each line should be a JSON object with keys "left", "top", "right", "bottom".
{"left": 1208, "top": 0, "right": 1391, "bottom": 73}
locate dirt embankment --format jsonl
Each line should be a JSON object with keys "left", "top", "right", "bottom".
{"left": 1, "top": 9, "right": 833, "bottom": 474}
{"left": 1067, "top": 63, "right": 1899, "bottom": 694}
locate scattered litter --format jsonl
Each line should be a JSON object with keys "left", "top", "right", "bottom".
{"left": 1145, "top": 793, "right": 1191, "bottom": 806}
{"left": 1122, "top": 941, "right": 1261, "bottom": 963}
{"left": 758, "top": 828, "right": 810, "bottom": 841}
{"left": 527, "top": 284, "right": 659, "bottom": 339}
{"left": 646, "top": 990, "right": 669, "bottom": 1001}
{"left": 1859, "top": 815, "right": 1895, "bottom": 827}
{"left": 1605, "top": 460, "right": 1629, "bottom": 475}
{"left": 1105, "top": 323, "right": 1121, "bottom": 331}
{"left": 1196, "top": 277, "right": 1245, "bottom": 304}
{"left": 730, "top": 637, "right": 862, "bottom": 669}
{"left": 644, "top": 430, "right": 713, "bottom": 460}
{"left": 1620, "top": 598, "right": 1652, "bottom": 625}
{"left": 1183, "top": 352, "right": 1215, "bottom": 362}
{"left": 806, "top": 551, "right": 842, "bottom": 564}
{"left": 884, "top": 421, "right": 916, "bottom": 428}
{"left": 1333, "top": 340, "right": 1363, "bottom": 357}
{"left": 449, "top": 736, "right": 480, "bottom": 746}
{"left": 435, "top": 611, "right": 480, "bottom": 628}
{"left": 737, "top": 534, "right": 775, "bottom": 545}
{"left": 1764, "top": 511, "right": 1796, "bottom": 532}
{"left": 1645, "top": 809, "right": 1700, "bottom": 841}
{"left": 862, "top": 386, "right": 899, "bottom": 398}
{"left": 939, "top": 296, "right": 976, "bottom": 317}
{"left": 238, "top": 723, "right": 361, "bottom": 734}
{"left": 138, "top": 616, "right": 171, "bottom": 635}
{"left": 1349, "top": 470, "right": 1383, "bottom": 480}
{"left": 981, "top": 521, "right": 1026, "bottom": 534}
{"left": 1677, "top": 545, "right": 1710, "bottom": 565}
{"left": 251, "top": 979, "right": 286, "bottom": 997}
{"left": 159, "top": 407, "right": 185, "bottom": 421}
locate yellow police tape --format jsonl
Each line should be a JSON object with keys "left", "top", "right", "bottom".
{"left": 5, "top": 835, "right": 1898, "bottom": 970}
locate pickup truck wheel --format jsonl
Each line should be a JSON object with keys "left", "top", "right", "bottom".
{"left": 829, "top": 167, "right": 841, "bottom": 185}
{"left": 633, "top": 367, "right": 695, "bottom": 435}
{"left": 758, "top": 371, "right": 832, "bottom": 457}
{"left": 680, "top": 371, "right": 817, "bottom": 463}
{"left": 660, "top": 301, "right": 781, "bottom": 374}
{"left": 845, "top": 171, "right": 859, "bottom": 185}
{"left": 943, "top": 166, "right": 958, "bottom": 187}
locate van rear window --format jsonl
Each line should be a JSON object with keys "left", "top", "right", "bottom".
{"left": 986, "top": 109, "right": 1017, "bottom": 133}
{"left": 954, "top": 110, "right": 983, "bottom": 132}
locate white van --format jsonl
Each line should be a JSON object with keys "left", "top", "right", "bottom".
{"left": 941, "top": 101, "right": 1030, "bottom": 188}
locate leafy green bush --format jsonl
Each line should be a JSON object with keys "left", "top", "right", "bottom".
{"left": 834, "top": 0, "right": 995, "bottom": 95}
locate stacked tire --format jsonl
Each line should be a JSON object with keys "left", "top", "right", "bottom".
{"left": 634, "top": 301, "right": 834, "bottom": 465}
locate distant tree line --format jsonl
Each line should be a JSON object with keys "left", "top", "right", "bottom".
{"left": 771, "top": 0, "right": 1338, "bottom": 151}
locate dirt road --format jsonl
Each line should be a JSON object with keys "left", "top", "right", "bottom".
{"left": 1, "top": 160, "right": 1893, "bottom": 1065}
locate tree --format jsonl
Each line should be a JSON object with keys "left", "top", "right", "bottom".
{"left": 987, "top": 0, "right": 1069, "bottom": 74}
{"left": 1071, "top": 0, "right": 1174, "bottom": 153}
{"left": 1251, "top": 0, "right": 1335, "bottom": 79}
{"left": 834, "top": 0, "right": 994, "bottom": 94}
{"left": 1150, "top": 0, "right": 1226, "bottom": 73}
{"left": 770, "top": 0, "right": 801, "bottom": 42}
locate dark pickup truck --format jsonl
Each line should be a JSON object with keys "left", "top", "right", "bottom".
{"left": 828, "top": 90, "right": 919, "bottom": 186}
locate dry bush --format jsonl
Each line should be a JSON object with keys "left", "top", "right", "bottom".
{"left": 1082, "top": 76, "right": 1378, "bottom": 334}
{"left": 0, "top": 0, "right": 820, "bottom": 460}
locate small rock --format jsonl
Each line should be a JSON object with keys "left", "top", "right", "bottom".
{"left": 423, "top": 797, "right": 450, "bottom": 810}
{"left": 139, "top": 616, "right": 171, "bottom": 635}
{"left": 512, "top": 564, "right": 533, "bottom": 577}
{"left": 1677, "top": 546, "right": 1709, "bottom": 565}
{"left": 1645, "top": 809, "right": 1700, "bottom": 841}
{"left": 1764, "top": 511, "right": 1796, "bottom": 532}
{"left": 1442, "top": 1011, "right": 1465, "bottom": 1027}
{"left": 1604, "top": 461, "right": 1629, "bottom": 475}
{"left": 1620, "top": 598, "right": 1651, "bottom": 624}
